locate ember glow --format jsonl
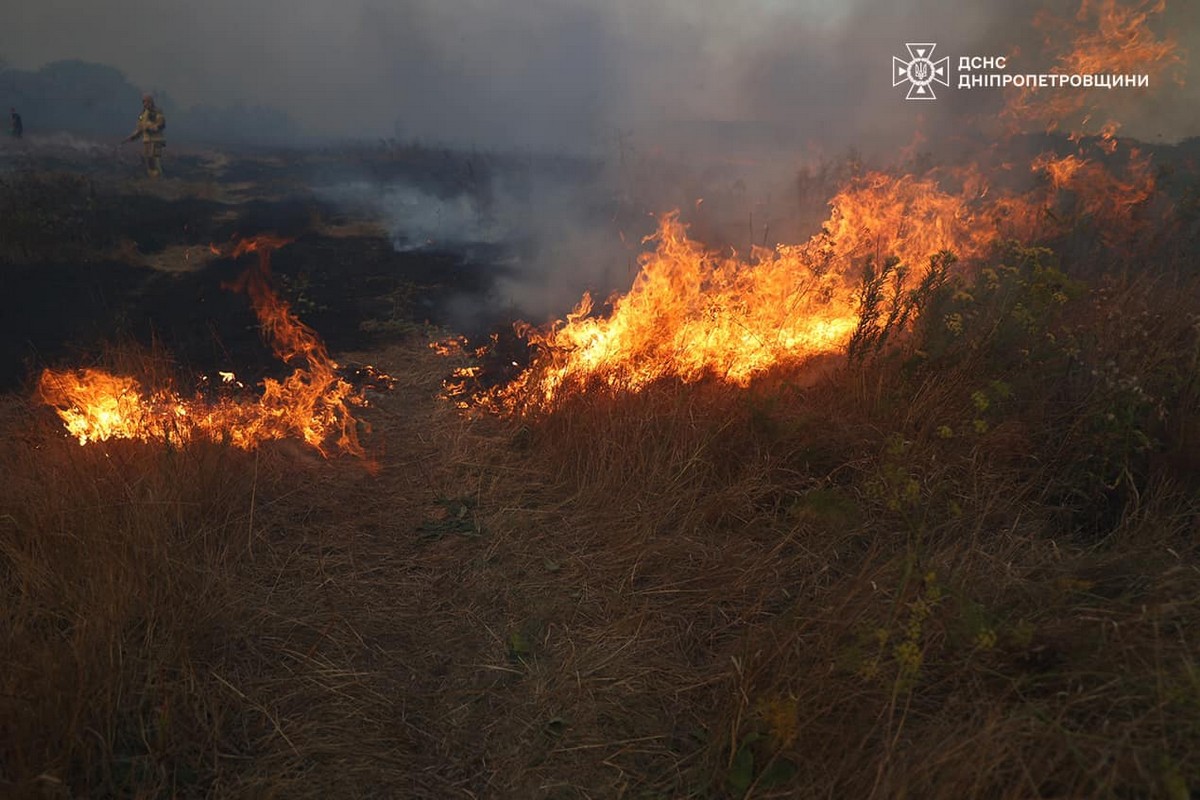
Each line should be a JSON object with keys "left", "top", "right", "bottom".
{"left": 38, "top": 236, "right": 372, "bottom": 456}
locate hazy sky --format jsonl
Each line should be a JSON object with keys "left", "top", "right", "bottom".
{"left": 2, "top": 0, "right": 1195, "bottom": 153}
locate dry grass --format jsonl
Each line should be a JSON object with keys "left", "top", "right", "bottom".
{"left": 0, "top": 346, "right": 464, "bottom": 797}
{"left": 434, "top": 254, "right": 1200, "bottom": 797}
{"left": 0, "top": 392, "right": 271, "bottom": 796}
{"left": 457, "top": 359, "right": 1199, "bottom": 797}
{"left": 5, "top": 304, "right": 1200, "bottom": 798}
{"left": 3, "top": 205, "right": 1200, "bottom": 798}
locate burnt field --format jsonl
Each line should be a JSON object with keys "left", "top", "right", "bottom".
{"left": 2, "top": 135, "right": 1200, "bottom": 800}
{"left": 0, "top": 146, "right": 532, "bottom": 393}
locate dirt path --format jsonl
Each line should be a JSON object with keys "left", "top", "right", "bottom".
{"left": 224, "top": 341, "right": 738, "bottom": 798}
{"left": 209, "top": 343, "right": 501, "bottom": 796}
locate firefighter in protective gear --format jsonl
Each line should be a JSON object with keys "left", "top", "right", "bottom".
{"left": 126, "top": 94, "right": 166, "bottom": 178}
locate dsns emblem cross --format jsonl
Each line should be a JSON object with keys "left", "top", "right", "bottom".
{"left": 893, "top": 43, "right": 949, "bottom": 100}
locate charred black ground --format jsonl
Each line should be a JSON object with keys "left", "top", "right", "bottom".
{"left": 0, "top": 150, "right": 529, "bottom": 391}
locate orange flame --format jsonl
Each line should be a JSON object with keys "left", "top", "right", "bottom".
{"left": 38, "top": 235, "right": 372, "bottom": 456}
{"left": 449, "top": 146, "right": 1161, "bottom": 414}
{"left": 473, "top": 171, "right": 1012, "bottom": 413}
{"left": 434, "top": 2, "right": 1180, "bottom": 416}
{"left": 1004, "top": 0, "right": 1181, "bottom": 137}
{"left": 1032, "top": 147, "right": 1157, "bottom": 245}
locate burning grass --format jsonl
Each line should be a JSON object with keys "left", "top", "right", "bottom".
{"left": 0, "top": 345, "right": 470, "bottom": 798}
{"left": 460, "top": 138, "right": 1165, "bottom": 419}
{"left": 421, "top": 139, "right": 1200, "bottom": 789}
{"left": 36, "top": 235, "right": 381, "bottom": 457}
{"left": 472, "top": 170, "right": 1009, "bottom": 414}
{"left": 6, "top": 295, "right": 1199, "bottom": 796}
{"left": 9, "top": 165, "right": 1200, "bottom": 799}
{"left": 4, "top": 1, "right": 1200, "bottom": 788}
{"left": 1004, "top": 0, "right": 1184, "bottom": 138}
{"left": 5, "top": 213, "right": 1200, "bottom": 797}
{"left": 457, "top": 258, "right": 1200, "bottom": 796}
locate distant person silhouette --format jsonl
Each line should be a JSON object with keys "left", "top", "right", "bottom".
{"left": 125, "top": 94, "right": 166, "bottom": 178}
{"left": 9, "top": 108, "right": 22, "bottom": 139}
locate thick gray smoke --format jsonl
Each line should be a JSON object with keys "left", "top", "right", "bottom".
{"left": 317, "top": 163, "right": 647, "bottom": 325}
{"left": 4, "top": 0, "right": 1195, "bottom": 326}
{"left": 2, "top": 0, "right": 1196, "bottom": 153}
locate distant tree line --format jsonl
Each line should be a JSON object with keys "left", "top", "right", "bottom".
{"left": 0, "top": 59, "right": 300, "bottom": 146}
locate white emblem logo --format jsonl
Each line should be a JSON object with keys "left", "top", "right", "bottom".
{"left": 893, "top": 43, "right": 949, "bottom": 100}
